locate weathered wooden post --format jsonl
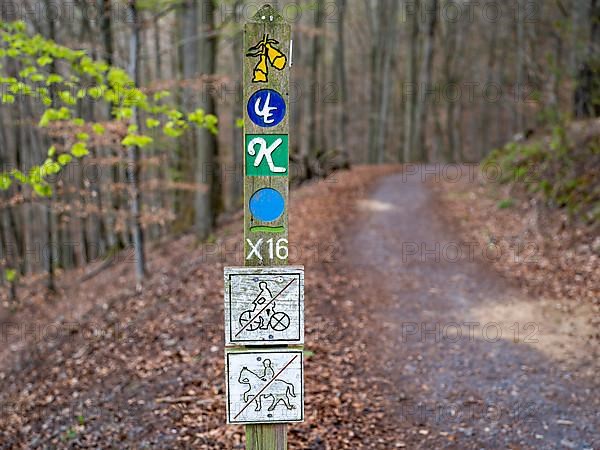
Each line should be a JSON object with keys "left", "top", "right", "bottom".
{"left": 224, "top": 5, "right": 302, "bottom": 450}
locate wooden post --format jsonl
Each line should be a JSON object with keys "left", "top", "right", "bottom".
{"left": 243, "top": 5, "right": 291, "bottom": 450}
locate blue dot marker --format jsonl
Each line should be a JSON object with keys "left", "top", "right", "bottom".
{"left": 247, "top": 89, "right": 286, "bottom": 128}
{"left": 249, "top": 188, "right": 285, "bottom": 222}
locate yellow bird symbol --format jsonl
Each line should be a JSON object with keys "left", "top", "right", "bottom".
{"left": 247, "top": 34, "right": 287, "bottom": 83}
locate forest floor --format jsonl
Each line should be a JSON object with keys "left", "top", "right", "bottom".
{"left": 0, "top": 165, "right": 598, "bottom": 449}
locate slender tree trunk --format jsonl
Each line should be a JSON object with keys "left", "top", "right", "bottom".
{"left": 515, "top": 0, "right": 526, "bottom": 133}
{"left": 574, "top": 0, "right": 600, "bottom": 117}
{"left": 413, "top": 0, "right": 438, "bottom": 161}
{"left": 375, "top": 1, "right": 399, "bottom": 163}
{"left": 366, "top": 0, "right": 382, "bottom": 164}
{"left": 335, "top": 0, "right": 349, "bottom": 163}
{"left": 154, "top": 15, "right": 162, "bottom": 79}
{"left": 481, "top": 20, "right": 498, "bottom": 157}
{"left": 177, "top": 0, "right": 199, "bottom": 228}
{"left": 45, "top": 0, "right": 57, "bottom": 292}
{"left": 99, "top": 0, "right": 118, "bottom": 250}
{"left": 305, "top": 1, "right": 325, "bottom": 175}
{"left": 100, "top": 0, "right": 114, "bottom": 65}
{"left": 195, "top": 0, "right": 220, "bottom": 239}
{"left": 403, "top": 1, "right": 420, "bottom": 162}
{"left": 127, "top": 0, "right": 146, "bottom": 288}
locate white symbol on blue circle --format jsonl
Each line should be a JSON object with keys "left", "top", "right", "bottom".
{"left": 247, "top": 89, "right": 286, "bottom": 128}
{"left": 249, "top": 188, "right": 285, "bottom": 222}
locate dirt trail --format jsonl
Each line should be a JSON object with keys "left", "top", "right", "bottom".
{"left": 349, "top": 168, "right": 599, "bottom": 449}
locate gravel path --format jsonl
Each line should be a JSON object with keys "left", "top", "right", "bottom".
{"left": 349, "top": 168, "right": 599, "bottom": 449}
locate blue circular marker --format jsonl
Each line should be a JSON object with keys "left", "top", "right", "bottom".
{"left": 249, "top": 188, "right": 285, "bottom": 222}
{"left": 247, "top": 89, "right": 286, "bottom": 128}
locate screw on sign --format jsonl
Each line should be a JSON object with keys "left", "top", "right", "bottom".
{"left": 222, "top": 5, "right": 301, "bottom": 450}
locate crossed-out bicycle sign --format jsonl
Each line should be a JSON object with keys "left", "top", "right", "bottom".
{"left": 224, "top": 267, "right": 304, "bottom": 346}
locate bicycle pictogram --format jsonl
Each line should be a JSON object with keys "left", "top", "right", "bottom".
{"left": 238, "top": 281, "right": 291, "bottom": 332}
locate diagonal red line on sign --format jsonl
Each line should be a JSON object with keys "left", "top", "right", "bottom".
{"left": 235, "top": 278, "right": 296, "bottom": 337}
{"left": 234, "top": 354, "right": 298, "bottom": 420}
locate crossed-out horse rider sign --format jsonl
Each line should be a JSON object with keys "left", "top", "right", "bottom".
{"left": 226, "top": 349, "right": 303, "bottom": 424}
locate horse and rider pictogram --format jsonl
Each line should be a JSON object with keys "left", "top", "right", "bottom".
{"left": 226, "top": 350, "right": 303, "bottom": 424}
{"left": 238, "top": 358, "right": 296, "bottom": 412}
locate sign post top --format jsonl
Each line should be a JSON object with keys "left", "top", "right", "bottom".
{"left": 250, "top": 4, "right": 286, "bottom": 24}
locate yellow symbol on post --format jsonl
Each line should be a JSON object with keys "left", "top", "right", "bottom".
{"left": 247, "top": 34, "right": 287, "bottom": 83}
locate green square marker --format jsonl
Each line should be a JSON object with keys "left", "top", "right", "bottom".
{"left": 245, "top": 134, "right": 289, "bottom": 177}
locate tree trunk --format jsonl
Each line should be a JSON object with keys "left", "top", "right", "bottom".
{"left": 366, "top": 0, "right": 382, "bottom": 164}
{"left": 403, "top": 1, "right": 420, "bottom": 162}
{"left": 515, "top": 0, "right": 526, "bottom": 133}
{"left": 375, "top": 1, "right": 399, "bottom": 163}
{"left": 335, "top": 0, "right": 349, "bottom": 163}
{"left": 194, "top": 0, "right": 220, "bottom": 239}
{"left": 100, "top": 0, "right": 114, "bottom": 65}
{"left": 413, "top": 0, "right": 438, "bottom": 161}
{"left": 481, "top": 20, "right": 498, "bottom": 157}
{"left": 574, "top": 0, "right": 600, "bottom": 118}
{"left": 306, "top": 0, "right": 325, "bottom": 176}
{"left": 127, "top": 0, "right": 146, "bottom": 288}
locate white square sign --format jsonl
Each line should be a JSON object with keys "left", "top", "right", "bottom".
{"left": 226, "top": 349, "right": 304, "bottom": 424}
{"left": 224, "top": 266, "right": 304, "bottom": 346}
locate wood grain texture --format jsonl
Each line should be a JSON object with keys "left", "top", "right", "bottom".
{"left": 243, "top": 5, "right": 292, "bottom": 449}
{"left": 243, "top": 4, "right": 291, "bottom": 267}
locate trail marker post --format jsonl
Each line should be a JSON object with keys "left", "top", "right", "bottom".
{"left": 224, "top": 5, "right": 301, "bottom": 450}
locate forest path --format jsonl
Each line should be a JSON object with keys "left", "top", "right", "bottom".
{"left": 347, "top": 167, "right": 598, "bottom": 449}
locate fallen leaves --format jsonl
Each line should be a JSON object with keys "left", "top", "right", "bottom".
{"left": 0, "top": 165, "right": 402, "bottom": 449}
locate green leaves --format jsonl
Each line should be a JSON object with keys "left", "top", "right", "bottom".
{"left": 92, "top": 123, "right": 105, "bottom": 135}
{"left": 146, "top": 118, "right": 160, "bottom": 129}
{"left": 163, "top": 121, "right": 186, "bottom": 137}
{"left": 42, "top": 159, "right": 61, "bottom": 176}
{"left": 71, "top": 142, "right": 89, "bottom": 158}
{"left": 58, "top": 154, "right": 72, "bottom": 166}
{"left": 36, "top": 55, "right": 53, "bottom": 66}
{"left": 205, "top": 114, "right": 218, "bottom": 134}
{"left": 188, "top": 109, "right": 218, "bottom": 134}
{"left": 33, "top": 183, "right": 52, "bottom": 197}
{"left": 4, "top": 268, "right": 17, "bottom": 283}
{"left": 122, "top": 134, "right": 154, "bottom": 148}
{"left": 0, "top": 173, "right": 12, "bottom": 190}
{"left": 59, "top": 90, "right": 76, "bottom": 105}
{"left": 46, "top": 73, "right": 63, "bottom": 84}
{"left": 11, "top": 169, "right": 27, "bottom": 183}
{"left": 1, "top": 93, "right": 15, "bottom": 104}
{"left": 39, "top": 107, "right": 71, "bottom": 127}
{"left": 0, "top": 20, "right": 221, "bottom": 200}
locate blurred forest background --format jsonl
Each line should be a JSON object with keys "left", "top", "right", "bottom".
{"left": 0, "top": 0, "right": 598, "bottom": 296}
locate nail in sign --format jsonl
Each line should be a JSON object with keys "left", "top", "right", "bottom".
{"left": 224, "top": 266, "right": 304, "bottom": 346}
